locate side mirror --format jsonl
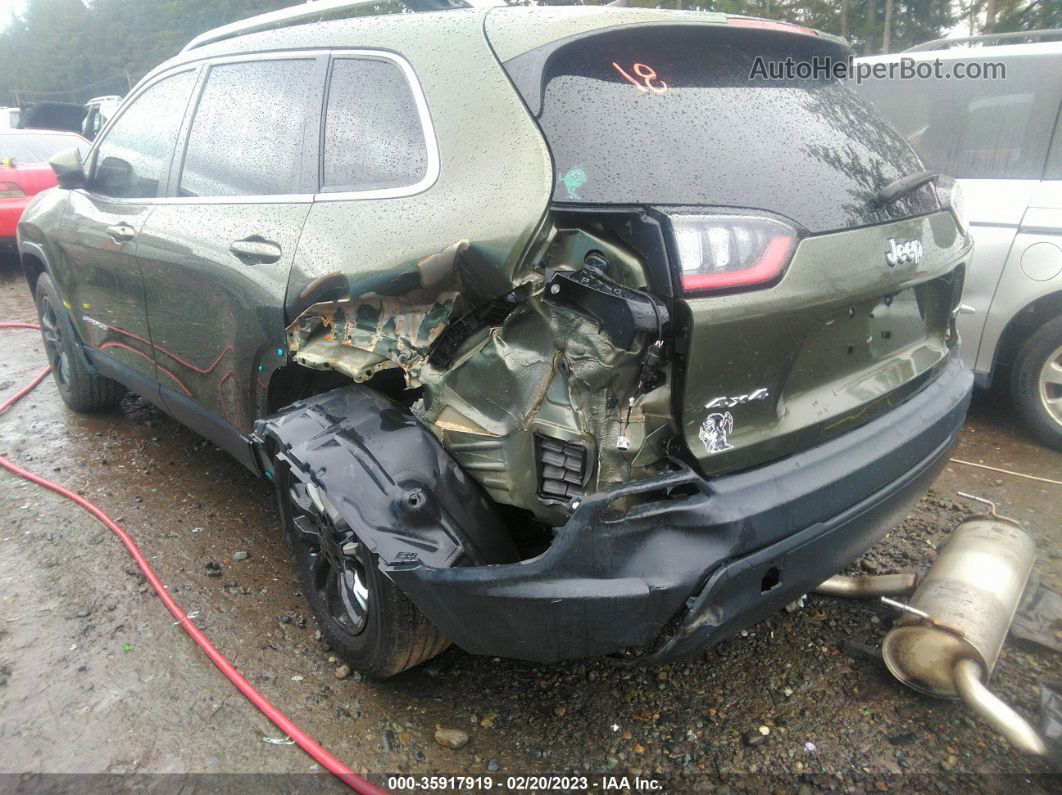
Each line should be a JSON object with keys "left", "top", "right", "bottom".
{"left": 49, "top": 146, "right": 86, "bottom": 190}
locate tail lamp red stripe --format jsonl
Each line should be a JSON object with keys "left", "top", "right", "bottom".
{"left": 680, "top": 234, "right": 797, "bottom": 293}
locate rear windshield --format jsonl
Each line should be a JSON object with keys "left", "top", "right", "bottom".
{"left": 504, "top": 26, "right": 936, "bottom": 233}
{"left": 854, "top": 52, "right": 1062, "bottom": 180}
{"left": 0, "top": 132, "right": 84, "bottom": 164}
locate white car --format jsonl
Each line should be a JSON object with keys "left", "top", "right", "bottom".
{"left": 0, "top": 107, "right": 20, "bottom": 129}
{"left": 856, "top": 31, "right": 1062, "bottom": 449}
{"left": 81, "top": 95, "right": 123, "bottom": 140}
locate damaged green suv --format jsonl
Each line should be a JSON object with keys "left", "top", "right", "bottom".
{"left": 19, "top": 3, "right": 973, "bottom": 676}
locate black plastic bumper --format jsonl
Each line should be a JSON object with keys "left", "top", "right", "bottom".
{"left": 391, "top": 350, "right": 972, "bottom": 664}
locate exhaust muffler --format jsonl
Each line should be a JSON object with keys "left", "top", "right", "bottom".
{"left": 817, "top": 496, "right": 1047, "bottom": 755}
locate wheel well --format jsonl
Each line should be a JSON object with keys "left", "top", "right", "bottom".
{"left": 21, "top": 252, "right": 45, "bottom": 296}
{"left": 993, "top": 290, "right": 1062, "bottom": 376}
{"left": 265, "top": 361, "right": 417, "bottom": 416}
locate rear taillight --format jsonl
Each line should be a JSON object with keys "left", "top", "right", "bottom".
{"left": 669, "top": 214, "right": 798, "bottom": 294}
{"left": 0, "top": 181, "right": 25, "bottom": 198}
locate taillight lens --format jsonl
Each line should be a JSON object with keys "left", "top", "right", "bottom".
{"left": 670, "top": 214, "right": 798, "bottom": 293}
{"left": 0, "top": 181, "right": 25, "bottom": 198}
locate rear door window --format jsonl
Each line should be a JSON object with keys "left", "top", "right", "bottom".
{"left": 321, "top": 56, "right": 429, "bottom": 193}
{"left": 502, "top": 25, "right": 935, "bottom": 233}
{"left": 90, "top": 70, "right": 196, "bottom": 199}
{"left": 178, "top": 58, "right": 316, "bottom": 197}
{"left": 856, "top": 52, "right": 1062, "bottom": 180}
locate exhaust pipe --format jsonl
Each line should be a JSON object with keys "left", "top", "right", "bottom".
{"left": 815, "top": 572, "right": 917, "bottom": 597}
{"left": 879, "top": 500, "right": 1046, "bottom": 755}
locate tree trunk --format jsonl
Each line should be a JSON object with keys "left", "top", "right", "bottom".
{"left": 985, "top": 0, "right": 997, "bottom": 32}
{"left": 840, "top": 0, "right": 849, "bottom": 38}
{"left": 882, "top": 0, "right": 893, "bottom": 52}
{"left": 864, "top": 0, "right": 877, "bottom": 55}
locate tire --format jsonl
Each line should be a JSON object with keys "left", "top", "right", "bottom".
{"left": 1011, "top": 314, "right": 1062, "bottom": 452}
{"left": 32, "top": 273, "right": 125, "bottom": 412}
{"left": 274, "top": 460, "right": 450, "bottom": 678}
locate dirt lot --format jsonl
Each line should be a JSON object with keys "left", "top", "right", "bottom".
{"left": 0, "top": 270, "right": 1059, "bottom": 792}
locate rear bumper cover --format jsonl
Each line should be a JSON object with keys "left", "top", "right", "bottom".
{"left": 391, "top": 349, "right": 973, "bottom": 663}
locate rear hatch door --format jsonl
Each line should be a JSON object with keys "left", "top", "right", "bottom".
{"left": 491, "top": 12, "right": 968, "bottom": 474}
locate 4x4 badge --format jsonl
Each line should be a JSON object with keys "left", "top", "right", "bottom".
{"left": 885, "top": 237, "right": 923, "bottom": 267}
{"left": 705, "top": 388, "right": 769, "bottom": 409}
{"left": 699, "top": 411, "right": 735, "bottom": 455}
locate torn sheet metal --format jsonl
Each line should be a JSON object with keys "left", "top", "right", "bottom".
{"left": 285, "top": 226, "right": 677, "bottom": 524}
{"left": 287, "top": 240, "right": 470, "bottom": 383}
{"left": 418, "top": 293, "right": 674, "bottom": 523}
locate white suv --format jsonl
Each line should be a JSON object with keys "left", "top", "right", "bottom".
{"left": 857, "top": 31, "right": 1062, "bottom": 449}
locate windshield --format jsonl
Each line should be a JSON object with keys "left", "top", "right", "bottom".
{"left": 0, "top": 132, "right": 84, "bottom": 164}
{"left": 854, "top": 52, "right": 1062, "bottom": 180}
{"left": 504, "top": 26, "right": 937, "bottom": 233}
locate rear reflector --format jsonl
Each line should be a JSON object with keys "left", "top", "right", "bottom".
{"left": 669, "top": 214, "right": 798, "bottom": 294}
{"left": 0, "top": 181, "right": 25, "bottom": 198}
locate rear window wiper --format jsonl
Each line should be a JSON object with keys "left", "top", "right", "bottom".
{"left": 873, "top": 170, "right": 938, "bottom": 208}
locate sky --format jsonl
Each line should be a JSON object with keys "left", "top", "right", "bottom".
{"left": 0, "top": 0, "right": 25, "bottom": 18}
{"left": 0, "top": 0, "right": 26, "bottom": 30}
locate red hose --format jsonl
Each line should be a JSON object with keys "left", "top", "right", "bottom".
{"left": 0, "top": 321, "right": 387, "bottom": 795}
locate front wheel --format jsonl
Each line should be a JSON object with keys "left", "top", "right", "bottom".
{"left": 33, "top": 273, "right": 124, "bottom": 412}
{"left": 1011, "top": 315, "right": 1062, "bottom": 451}
{"left": 274, "top": 461, "right": 450, "bottom": 678}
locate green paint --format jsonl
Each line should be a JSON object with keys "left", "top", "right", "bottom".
{"left": 558, "top": 167, "right": 587, "bottom": 200}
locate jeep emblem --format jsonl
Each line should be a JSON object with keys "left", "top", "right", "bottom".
{"left": 885, "top": 238, "right": 923, "bottom": 267}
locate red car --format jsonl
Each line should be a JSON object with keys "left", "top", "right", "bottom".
{"left": 1, "top": 129, "right": 88, "bottom": 255}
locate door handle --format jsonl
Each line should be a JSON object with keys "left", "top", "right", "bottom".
{"left": 106, "top": 223, "right": 136, "bottom": 242}
{"left": 229, "top": 236, "right": 282, "bottom": 265}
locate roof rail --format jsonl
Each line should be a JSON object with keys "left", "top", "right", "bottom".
{"left": 905, "top": 28, "right": 1062, "bottom": 52}
{"left": 181, "top": 0, "right": 470, "bottom": 53}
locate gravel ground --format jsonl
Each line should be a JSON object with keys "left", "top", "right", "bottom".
{"left": 0, "top": 271, "right": 1059, "bottom": 792}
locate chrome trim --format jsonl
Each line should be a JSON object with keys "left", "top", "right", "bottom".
{"left": 80, "top": 65, "right": 202, "bottom": 205}
{"left": 314, "top": 49, "right": 440, "bottom": 202}
{"left": 93, "top": 194, "right": 319, "bottom": 207}
{"left": 80, "top": 49, "right": 438, "bottom": 206}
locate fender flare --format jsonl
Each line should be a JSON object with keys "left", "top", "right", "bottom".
{"left": 18, "top": 240, "right": 53, "bottom": 281}
{"left": 19, "top": 240, "right": 100, "bottom": 377}
{"left": 254, "top": 386, "right": 519, "bottom": 573}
